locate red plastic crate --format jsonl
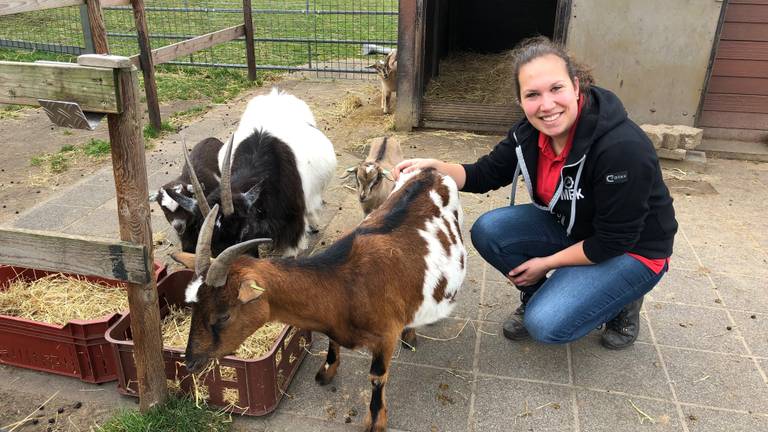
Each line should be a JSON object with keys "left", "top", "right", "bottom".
{"left": 106, "top": 269, "right": 312, "bottom": 416}
{"left": 0, "top": 262, "right": 166, "bottom": 383}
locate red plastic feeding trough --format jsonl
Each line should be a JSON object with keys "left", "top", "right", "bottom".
{"left": 0, "top": 262, "right": 166, "bottom": 383}
{"left": 106, "top": 269, "right": 311, "bottom": 416}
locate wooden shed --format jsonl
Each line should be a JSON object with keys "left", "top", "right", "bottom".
{"left": 395, "top": 0, "right": 571, "bottom": 133}
{"left": 395, "top": 0, "right": 767, "bottom": 154}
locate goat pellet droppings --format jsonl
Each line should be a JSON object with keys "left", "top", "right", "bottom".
{"left": 726, "top": 326, "right": 732, "bottom": 330}
{"left": 751, "top": 315, "right": 757, "bottom": 319}
{"left": 74, "top": 402, "right": 83, "bottom": 409}
{"left": 57, "top": 407, "right": 65, "bottom": 413}
{"left": 31, "top": 419, "right": 39, "bottom": 425}
{"left": 48, "top": 418, "right": 55, "bottom": 424}
{"left": 345, "top": 417, "right": 352, "bottom": 423}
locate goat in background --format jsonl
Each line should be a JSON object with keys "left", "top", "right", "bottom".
{"left": 367, "top": 49, "right": 397, "bottom": 114}
{"left": 172, "top": 167, "right": 466, "bottom": 432}
{"left": 342, "top": 136, "right": 403, "bottom": 216}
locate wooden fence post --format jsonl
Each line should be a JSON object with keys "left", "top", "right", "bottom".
{"left": 130, "top": 0, "right": 163, "bottom": 132}
{"left": 85, "top": 0, "right": 110, "bottom": 54}
{"left": 243, "top": 0, "right": 257, "bottom": 81}
{"left": 106, "top": 61, "right": 168, "bottom": 411}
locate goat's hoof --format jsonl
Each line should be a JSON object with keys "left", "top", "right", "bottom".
{"left": 400, "top": 328, "right": 417, "bottom": 350}
{"left": 314, "top": 370, "right": 335, "bottom": 386}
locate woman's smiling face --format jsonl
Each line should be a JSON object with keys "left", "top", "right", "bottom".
{"left": 518, "top": 54, "right": 580, "bottom": 143}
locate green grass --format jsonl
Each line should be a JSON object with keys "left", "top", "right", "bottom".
{"left": 97, "top": 396, "right": 231, "bottom": 432}
{"left": 143, "top": 120, "right": 177, "bottom": 139}
{"left": 30, "top": 139, "right": 111, "bottom": 173}
{"left": 0, "top": 1, "right": 397, "bottom": 68}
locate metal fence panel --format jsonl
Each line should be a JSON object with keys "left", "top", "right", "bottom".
{"left": 0, "top": 0, "right": 398, "bottom": 79}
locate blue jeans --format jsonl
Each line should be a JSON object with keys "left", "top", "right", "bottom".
{"left": 470, "top": 204, "right": 667, "bottom": 344}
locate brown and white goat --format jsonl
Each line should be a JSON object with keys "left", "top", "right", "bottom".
{"left": 172, "top": 168, "right": 466, "bottom": 432}
{"left": 342, "top": 136, "right": 404, "bottom": 216}
{"left": 367, "top": 49, "right": 397, "bottom": 114}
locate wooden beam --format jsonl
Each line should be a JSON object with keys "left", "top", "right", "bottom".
{"left": 106, "top": 64, "right": 167, "bottom": 410}
{"left": 129, "top": 25, "right": 246, "bottom": 67}
{"left": 0, "top": 61, "right": 120, "bottom": 113}
{"left": 0, "top": 0, "right": 128, "bottom": 16}
{"left": 130, "top": 0, "right": 162, "bottom": 131}
{"left": 0, "top": 228, "right": 149, "bottom": 284}
{"left": 242, "top": 0, "right": 257, "bottom": 81}
{"left": 394, "top": 0, "right": 423, "bottom": 131}
{"left": 85, "top": 0, "right": 110, "bottom": 54}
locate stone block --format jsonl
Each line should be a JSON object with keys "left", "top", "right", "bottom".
{"left": 640, "top": 124, "right": 703, "bottom": 150}
{"left": 639, "top": 124, "right": 664, "bottom": 149}
{"left": 656, "top": 148, "right": 687, "bottom": 160}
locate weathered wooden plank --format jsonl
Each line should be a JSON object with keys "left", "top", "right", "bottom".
{"left": 0, "top": 228, "right": 149, "bottom": 284}
{"left": 243, "top": 0, "right": 256, "bottom": 81}
{"left": 0, "top": 61, "right": 120, "bottom": 112}
{"left": 394, "top": 0, "right": 421, "bottom": 131}
{"left": 130, "top": 24, "right": 245, "bottom": 67}
{"left": 0, "top": 0, "right": 128, "bottom": 16}
{"left": 78, "top": 54, "right": 133, "bottom": 69}
{"left": 422, "top": 100, "right": 522, "bottom": 126}
{"left": 721, "top": 22, "right": 768, "bottom": 42}
{"left": 704, "top": 93, "right": 768, "bottom": 114}
{"left": 711, "top": 59, "right": 768, "bottom": 78}
{"left": 131, "top": 0, "right": 161, "bottom": 131}
{"left": 699, "top": 109, "right": 768, "bottom": 129}
{"left": 707, "top": 76, "right": 768, "bottom": 95}
{"left": 725, "top": 3, "right": 768, "bottom": 23}
{"left": 106, "top": 63, "right": 167, "bottom": 411}
{"left": 716, "top": 40, "right": 768, "bottom": 61}
{"left": 421, "top": 120, "right": 510, "bottom": 133}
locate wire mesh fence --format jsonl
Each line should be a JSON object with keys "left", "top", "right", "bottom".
{"left": 0, "top": 0, "right": 398, "bottom": 79}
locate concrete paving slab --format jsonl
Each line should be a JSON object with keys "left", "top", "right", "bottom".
{"left": 661, "top": 347, "right": 768, "bottom": 412}
{"left": 11, "top": 204, "right": 88, "bottom": 231}
{"left": 477, "top": 322, "right": 570, "bottom": 384}
{"left": 682, "top": 405, "right": 768, "bottom": 432}
{"left": 575, "top": 390, "right": 682, "bottom": 432}
{"left": 646, "top": 301, "right": 746, "bottom": 355}
{"left": 710, "top": 273, "right": 768, "bottom": 313}
{"left": 400, "top": 317, "right": 476, "bottom": 371}
{"left": 571, "top": 339, "right": 672, "bottom": 399}
{"left": 471, "top": 379, "right": 574, "bottom": 432}
{"left": 648, "top": 269, "right": 720, "bottom": 307}
{"left": 731, "top": 311, "right": 768, "bottom": 358}
{"left": 46, "top": 183, "right": 115, "bottom": 209}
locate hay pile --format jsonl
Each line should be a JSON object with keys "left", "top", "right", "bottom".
{"left": 0, "top": 274, "right": 127, "bottom": 325}
{"left": 424, "top": 51, "right": 518, "bottom": 105}
{"left": 161, "top": 305, "right": 284, "bottom": 359}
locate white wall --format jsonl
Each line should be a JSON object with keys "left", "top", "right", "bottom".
{"left": 566, "top": 0, "right": 724, "bottom": 126}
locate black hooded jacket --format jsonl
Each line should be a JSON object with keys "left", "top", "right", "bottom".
{"left": 462, "top": 86, "right": 678, "bottom": 263}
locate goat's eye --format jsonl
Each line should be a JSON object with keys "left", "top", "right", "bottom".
{"left": 217, "top": 313, "right": 230, "bottom": 324}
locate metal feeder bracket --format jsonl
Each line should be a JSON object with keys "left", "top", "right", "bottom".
{"left": 38, "top": 99, "right": 106, "bottom": 131}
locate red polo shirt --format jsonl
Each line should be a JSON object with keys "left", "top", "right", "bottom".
{"left": 534, "top": 96, "right": 667, "bottom": 274}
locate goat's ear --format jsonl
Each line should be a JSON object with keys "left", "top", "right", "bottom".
{"left": 170, "top": 252, "right": 196, "bottom": 269}
{"left": 365, "top": 63, "right": 378, "bottom": 69}
{"left": 242, "top": 183, "right": 263, "bottom": 208}
{"left": 238, "top": 280, "right": 265, "bottom": 303}
{"left": 381, "top": 168, "right": 395, "bottom": 182}
{"left": 339, "top": 166, "right": 357, "bottom": 179}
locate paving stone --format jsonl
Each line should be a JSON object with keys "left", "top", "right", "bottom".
{"left": 661, "top": 347, "right": 768, "bottom": 413}
{"left": 47, "top": 184, "right": 115, "bottom": 208}
{"left": 576, "top": 390, "right": 682, "bottom": 431}
{"left": 571, "top": 338, "right": 672, "bottom": 399}
{"left": 668, "top": 235, "right": 700, "bottom": 271}
{"left": 242, "top": 411, "right": 359, "bottom": 432}
{"left": 451, "top": 270, "right": 482, "bottom": 320}
{"left": 645, "top": 302, "right": 745, "bottom": 354}
{"left": 710, "top": 273, "right": 768, "bottom": 314}
{"left": 682, "top": 405, "right": 768, "bottom": 432}
{"left": 64, "top": 207, "right": 120, "bottom": 238}
{"left": 479, "top": 281, "right": 520, "bottom": 323}
{"left": 648, "top": 269, "right": 720, "bottom": 307}
{"left": 12, "top": 204, "right": 86, "bottom": 231}
{"left": 395, "top": 317, "right": 476, "bottom": 371}
{"left": 731, "top": 311, "right": 768, "bottom": 358}
{"left": 472, "top": 379, "right": 574, "bottom": 432}
{"left": 477, "top": 322, "right": 570, "bottom": 384}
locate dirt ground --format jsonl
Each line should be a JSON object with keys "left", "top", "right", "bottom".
{"left": 0, "top": 75, "right": 410, "bottom": 431}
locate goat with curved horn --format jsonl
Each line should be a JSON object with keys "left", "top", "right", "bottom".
{"left": 219, "top": 135, "right": 235, "bottom": 216}
{"left": 182, "top": 137, "right": 211, "bottom": 216}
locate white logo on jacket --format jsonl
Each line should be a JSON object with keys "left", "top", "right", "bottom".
{"left": 560, "top": 176, "right": 584, "bottom": 201}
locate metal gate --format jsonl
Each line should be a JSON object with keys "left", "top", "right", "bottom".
{"left": 0, "top": 0, "right": 398, "bottom": 79}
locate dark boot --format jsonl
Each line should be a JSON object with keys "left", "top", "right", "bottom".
{"left": 502, "top": 291, "right": 533, "bottom": 340}
{"left": 601, "top": 297, "right": 644, "bottom": 350}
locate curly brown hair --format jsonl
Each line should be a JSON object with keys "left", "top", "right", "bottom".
{"left": 511, "top": 35, "right": 594, "bottom": 102}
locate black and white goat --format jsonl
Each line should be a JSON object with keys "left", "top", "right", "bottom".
{"left": 172, "top": 167, "right": 466, "bottom": 432}
{"left": 152, "top": 137, "right": 223, "bottom": 252}
{"left": 189, "top": 88, "right": 336, "bottom": 257}
{"left": 342, "top": 136, "right": 403, "bottom": 216}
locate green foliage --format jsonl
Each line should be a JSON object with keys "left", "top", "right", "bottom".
{"left": 30, "top": 139, "right": 111, "bottom": 173}
{"left": 150, "top": 66, "right": 261, "bottom": 103}
{"left": 83, "top": 139, "right": 111, "bottom": 156}
{"left": 143, "top": 121, "right": 177, "bottom": 139}
{"left": 97, "top": 396, "right": 231, "bottom": 432}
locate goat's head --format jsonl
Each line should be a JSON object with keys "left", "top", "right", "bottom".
{"left": 171, "top": 205, "right": 272, "bottom": 373}
{"left": 367, "top": 51, "right": 396, "bottom": 80}
{"left": 153, "top": 181, "right": 198, "bottom": 236}
{"left": 344, "top": 162, "right": 393, "bottom": 204}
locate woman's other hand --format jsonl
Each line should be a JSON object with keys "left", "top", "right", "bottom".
{"left": 508, "top": 257, "right": 551, "bottom": 287}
